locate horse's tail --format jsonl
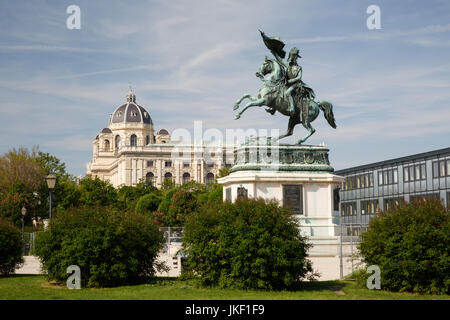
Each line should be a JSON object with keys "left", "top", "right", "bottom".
{"left": 318, "top": 101, "right": 337, "bottom": 129}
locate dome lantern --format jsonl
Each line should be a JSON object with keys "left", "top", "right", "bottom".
{"left": 126, "top": 86, "right": 136, "bottom": 103}
{"left": 111, "top": 88, "right": 153, "bottom": 125}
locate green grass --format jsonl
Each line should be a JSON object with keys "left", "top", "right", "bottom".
{"left": 0, "top": 275, "right": 449, "bottom": 300}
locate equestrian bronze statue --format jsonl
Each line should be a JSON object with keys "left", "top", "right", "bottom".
{"left": 233, "top": 30, "right": 336, "bottom": 144}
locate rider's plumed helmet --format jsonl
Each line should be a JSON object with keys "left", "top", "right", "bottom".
{"left": 288, "top": 47, "right": 301, "bottom": 61}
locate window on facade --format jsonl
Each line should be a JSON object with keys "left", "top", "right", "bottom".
{"left": 206, "top": 172, "right": 215, "bottom": 188}
{"left": 410, "top": 193, "right": 439, "bottom": 203}
{"left": 432, "top": 161, "right": 439, "bottom": 178}
{"left": 447, "top": 160, "right": 450, "bottom": 177}
{"left": 146, "top": 161, "right": 153, "bottom": 167}
{"left": 183, "top": 162, "right": 190, "bottom": 168}
{"left": 145, "top": 135, "right": 150, "bottom": 145}
{"left": 104, "top": 140, "right": 110, "bottom": 151}
{"left": 341, "top": 202, "right": 357, "bottom": 216}
{"left": 415, "top": 165, "right": 421, "bottom": 181}
{"left": 440, "top": 160, "right": 447, "bottom": 177}
{"left": 115, "top": 135, "right": 121, "bottom": 149}
{"left": 433, "top": 160, "right": 449, "bottom": 178}
{"left": 165, "top": 161, "right": 172, "bottom": 167}
{"left": 384, "top": 197, "right": 404, "bottom": 211}
{"left": 130, "top": 134, "right": 137, "bottom": 147}
{"left": 207, "top": 163, "right": 214, "bottom": 168}
{"left": 361, "top": 200, "right": 379, "bottom": 215}
{"left": 409, "top": 166, "right": 415, "bottom": 181}
{"left": 182, "top": 172, "right": 190, "bottom": 184}
{"left": 405, "top": 164, "right": 427, "bottom": 182}
{"left": 145, "top": 172, "right": 154, "bottom": 184}
{"left": 344, "top": 173, "right": 373, "bottom": 190}
{"left": 164, "top": 172, "right": 173, "bottom": 181}
{"left": 404, "top": 167, "right": 409, "bottom": 182}
{"left": 379, "top": 168, "right": 398, "bottom": 186}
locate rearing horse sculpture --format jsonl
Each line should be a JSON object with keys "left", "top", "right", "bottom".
{"left": 233, "top": 56, "right": 336, "bottom": 144}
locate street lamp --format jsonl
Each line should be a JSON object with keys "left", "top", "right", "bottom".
{"left": 46, "top": 174, "right": 57, "bottom": 219}
{"left": 21, "top": 206, "right": 26, "bottom": 241}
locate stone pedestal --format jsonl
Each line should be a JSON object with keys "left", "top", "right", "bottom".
{"left": 218, "top": 143, "right": 346, "bottom": 280}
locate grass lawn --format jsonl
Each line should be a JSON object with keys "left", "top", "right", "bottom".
{"left": 0, "top": 275, "right": 449, "bottom": 300}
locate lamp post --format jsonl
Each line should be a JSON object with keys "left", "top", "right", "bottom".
{"left": 46, "top": 174, "right": 57, "bottom": 219}
{"left": 21, "top": 206, "right": 26, "bottom": 241}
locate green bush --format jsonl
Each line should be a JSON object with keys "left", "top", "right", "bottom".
{"left": 182, "top": 198, "right": 314, "bottom": 290}
{"left": 135, "top": 193, "right": 163, "bottom": 215}
{"left": 35, "top": 206, "right": 166, "bottom": 287}
{"left": 359, "top": 199, "right": 450, "bottom": 294}
{"left": 0, "top": 219, "right": 23, "bottom": 275}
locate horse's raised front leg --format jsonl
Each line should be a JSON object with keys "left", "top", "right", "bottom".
{"left": 235, "top": 98, "right": 266, "bottom": 120}
{"left": 297, "top": 121, "right": 316, "bottom": 144}
{"left": 233, "top": 93, "right": 256, "bottom": 111}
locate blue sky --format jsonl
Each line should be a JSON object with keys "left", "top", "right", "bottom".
{"left": 0, "top": 0, "right": 449, "bottom": 176}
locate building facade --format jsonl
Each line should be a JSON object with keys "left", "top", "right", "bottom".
{"left": 335, "top": 147, "right": 450, "bottom": 234}
{"left": 86, "top": 88, "right": 234, "bottom": 188}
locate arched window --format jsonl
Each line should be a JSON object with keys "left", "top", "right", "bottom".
{"left": 182, "top": 172, "right": 190, "bottom": 184}
{"left": 115, "top": 135, "right": 121, "bottom": 149}
{"left": 130, "top": 134, "right": 137, "bottom": 147}
{"left": 164, "top": 172, "right": 173, "bottom": 183}
{"left": 146, "top": 172, "right": 154, "bottom": 185}
{"left": 164, "top": 172, "right": 172, "bottom": 179}
{"left": 206, "top": 172, "right": 215, "bottom": 188}
{"left": 145, "top": 135, "right": 150, "bottom": 145}
{"left": 104, "top": 140, "right": 110, "bottom": 151}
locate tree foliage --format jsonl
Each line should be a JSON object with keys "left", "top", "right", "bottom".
{"left": 135, "top": 193, "right": 163, "bottom": 215}
{"left": 156, "top": 181, "right": 210, "bottom": 226}
{"left": 0, "top": 147, "right": 44, "bottom": 194}
{"left": 116, "top": 179, "right": 160, "bottom": 212}
{"left": 0, "top": 219, "right": 23, "bottom": 275}
{"left": 358, "top": 199, "right": 450, "bottom": 294}
{"left": 78, "top": 177, "right": 117, "bottom": 207}
{"left": 182, "top": 198, "right": 315, "bottom": 290}
{"left": 35, "top": 206, "right": 166, "bottom": 287}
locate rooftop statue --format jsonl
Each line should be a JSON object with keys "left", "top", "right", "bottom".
{"left": 233, "top": 30, "right": 337, "bottom": 144}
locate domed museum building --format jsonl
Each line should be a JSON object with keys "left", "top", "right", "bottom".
{"left": 86, "top": 88, "right": 234, "bottom": 188}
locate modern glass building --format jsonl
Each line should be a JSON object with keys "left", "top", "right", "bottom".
{"left": 334, "top": 147, "right": 450, "bottom": 234}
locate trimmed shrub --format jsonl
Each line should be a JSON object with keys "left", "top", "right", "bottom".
{"left": 359, "top": 199, "right": 450, "bottom": 294}
{"left": 35, "top": 206, "right": 165, "bottom": 287}
{"left": 0, "top": 219, "right": 23, "bottom": 275}
{"left": 182, "top": 198, "right": 314, "bottom": 290}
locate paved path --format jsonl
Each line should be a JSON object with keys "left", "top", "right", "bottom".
{"left": 15, "top": 256, "right": 43, "bottom": 274}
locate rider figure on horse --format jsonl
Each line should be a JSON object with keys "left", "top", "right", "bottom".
{"left": 259, "top": 30, "right": 315, "bottom": 118}
{"left": 273, "top": 47, "right": 315, "bottom": 117}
